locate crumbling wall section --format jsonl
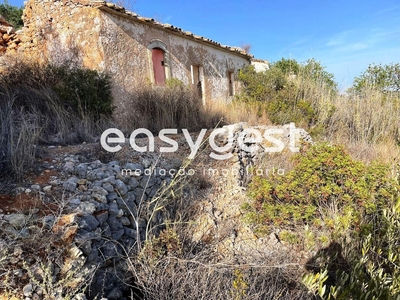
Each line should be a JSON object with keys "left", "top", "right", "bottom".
{"left": 0, "top": 0, "right": 252, "bottom": 117}
{"left": 2, "top": 0, "right": 104, "bottom": 70}
{"left": 0, "top": 15, "right": 21, "bottom": 54}
{"left": 168, "top": 35, "right": 249, "bottom": 102}
{"left": 215, "top": 122, "right": 314, "bottom": 185}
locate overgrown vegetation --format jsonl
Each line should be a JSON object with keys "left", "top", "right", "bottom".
{"left": 238, "top": 59, "right": 400, "bottom": 299}
{"left": 122, "top": 168, "right": 313, "bottom": 300}
{"left": 352, "top": 62, "right": 400, "bottom": 93}
{"left": 121, "top": 79, "right": 223, "bottom": 133}
{"left": 244, "top": 142, "right": 400, "bottom": 299}
{"left": 1, "top": 47, "right": 400, "bottom": 299}
{"left": 0, "top": 198, "right": 93, "bottom": 300}
{"left": 0, "top": 61, "right": 114, "bottom": 180}
{"left": 236, "top": 58, "right": 337, "bottom": 128}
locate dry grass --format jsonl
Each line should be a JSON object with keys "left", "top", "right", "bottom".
{"left": 319, "top": 87, "right": 400, "bottom": 165}
{"left": 326, "top": 89, "right": 400, "bottom": 144}
{"left": 118, "top": 82, "right": 271, "bottom": 134}
{"left": 275, "top": 73, "right": 400, "bottom": 166}
{"left": 0, "top": 61, "right": 113, "bottom": 180}
{"left": 119, "top": 83, "right": 220, "bottom": 133}
{"left": 1, "top": 56, "right": 399, "bottom": 299}
{"left": 205, "top": 100, "right": 271, "bottom": 126}
{"left": 117, "top": 153, "right": 313, "bottom": 300}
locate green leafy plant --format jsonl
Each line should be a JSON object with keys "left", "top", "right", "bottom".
{"left": 51, "top": 65, "right": 114, "bottom": 119}
{"left": 248, "top": 143, "right": 396, "bottom": 209}
{"left": 304, "top": 199, "right": 400, "bottom": 299}
{"left": 0, "top": 61, "right": 113, "bottom": 179}
{"left": 0, "top": 3, "right": 23, "bottom": 29}
{"left": 243, "top": 143, "right": 399, "bottom": 243}
{"left": 352, "top": 63, "right": 400, "bottom": 93}
{"left": 244, "top": 142, "right": 400, "bottom": 299}
{"left": 236, "top": 58, "right": 337, "bottom": 127}
{"left": 231, "top": 269, "right": 249, "bottom": 300}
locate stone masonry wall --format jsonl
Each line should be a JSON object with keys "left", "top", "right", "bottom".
{"left": 0, "top": 122, "right": 313, "bottom": 299}
{"left": 1, "top": 0, "right": 104, "bottom": 69}
{"left": 59, "top": 156, "right": 175, "bottom": 299}
{"left": 0, "top": 154, "right": 177, "bottom": 299}
{"left": 1, "top": 0, "right": 251, "bottom": 107}
{"left": 215, "top": 122, "right": 314, "bottom": 185}
{"left": 0, "top": 15, "right": 21, "bottom": 54}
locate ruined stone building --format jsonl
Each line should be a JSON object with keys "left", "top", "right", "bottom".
{"left": 1, "top": 0, "right": 268, "bottom": 109}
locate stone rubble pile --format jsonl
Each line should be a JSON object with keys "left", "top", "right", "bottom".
{"left": 0, "top": 154, "right": 179, "bottom": 300}
{"left": 0, "top": 122, "right": 314, "bottom": 299}
{"left": 215, "top": 122, "right": 314, "bottom": 185}
{"left": 62, "top": 157, "right": 176, "bottom": 299}
{"left": 0, "top": 15, "right": 20, "bottom": 53}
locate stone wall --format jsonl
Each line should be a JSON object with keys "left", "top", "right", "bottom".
{"left": 0, "top": 122, "right": 313, "bottom": 299}
{"left": 60, "top": 156, "right": 176, "bottom": 299}
{"left": 15, "top": 0, "right": 104, "bottom": 68}
{"left": 0, "top": 154, "right": 178, "bottom": 299}
{"left": 0, "top": 15, "right": 20, "bottom": 54}
{"left": 99, "top": 9, "right": 250, "bottom": 116}
{"left": 1, "top": 0, "right": 251, "bottom": 107}
{"left": 215, "top": 122, "right": 314, "bottom": 185}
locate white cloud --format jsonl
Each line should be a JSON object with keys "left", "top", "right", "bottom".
{"left": 336, "top": 42, "right": 369, "bottom": 52}
{"left": 325, "top": 31, "right": 353, "bottom": 47}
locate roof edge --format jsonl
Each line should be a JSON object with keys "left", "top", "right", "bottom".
{"left": 93, "top": 1, "right": 253, "bottom": 59}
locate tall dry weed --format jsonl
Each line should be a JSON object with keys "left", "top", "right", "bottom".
{"left": 326, "top": 88, "right": 400, "bottom": 144}
{"left": 0, "top": 61, "right": 113, "bottom": 180}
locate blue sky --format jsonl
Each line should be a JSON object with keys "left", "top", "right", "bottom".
{"left": 5, "top": 0, "right": 400, "bottom": 90}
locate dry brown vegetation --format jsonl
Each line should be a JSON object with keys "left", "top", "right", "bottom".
{"left": 1, "top": 57, "right": 400, "bottom": 299}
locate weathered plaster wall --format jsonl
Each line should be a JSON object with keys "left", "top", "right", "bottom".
{"left": 98, "top": 9, "right": 250, "bottom": 110}
{"left": 251, "top": 59, "right": 270, "bottom": 72}
{"left": 168, "top": 35, "right": 249, "bottom": 102}
{"left": 99, "top": 12, "right": 151, "bottom": 116}
{"left": 3, "top": 0, "right": 252, "bottom": 117}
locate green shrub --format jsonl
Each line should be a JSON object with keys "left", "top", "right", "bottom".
{"left": 236, "top": 65, "right": 316, "bottom": 125}
{"left": 303, "top": 199, "right": 400, "bottom": 299}
{"left": 243, "top": 143, "right": 399, "bottom": 234}
{"left": 52, "top": 66, "right": 114, "bottom": 119}
{"left": 1, "top": 62, "right": 114, "bottom": 120}
{"left": 0, "top": 61, "right": 113, "bottom": 180}
{"left": 273, "top": 58, "right": 301, "bottom": 75}
{"left": 248, "top": 143, "right": 396, "bottom": 209}
{"left": 0, "top": 3, "right": 23, "bottom": 29}
{"left": 236, "top": 58, "right": 336, "bottom": 127}
{"left": 244, "top": 142, "right": 400, "bottom": 298}
{"left": 352, "top": 62, "right": 400, "bottom": 93}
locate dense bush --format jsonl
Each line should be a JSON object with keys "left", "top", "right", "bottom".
{"left": 247, "top": 143, "right": 397, "bottom": 212}
{"left": 0, "top": 61, "right": 114, "bottom": 180}
{"left": 244, "top": 143, "right": 400, "bottom": 299}
{"left": 236, "top": 58, "right": 337, "bottom": 127}
{"left": 1, "top": 62, "right": 114, "bottom": 119}
{"left": 352, "top": 62, "right": 400, "bottom": 93}
{"left": 0, "top": 3, "right": 23, "bottom": 29}
{"left": 237, "top": 65, "right": 316, "bottom": 125}
{"left": 303, "top": 197, "right": 400, "bottom": 299}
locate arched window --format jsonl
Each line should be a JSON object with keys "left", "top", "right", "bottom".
{"left": 148, "top": 40, "right": 170, "bottom": 85}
